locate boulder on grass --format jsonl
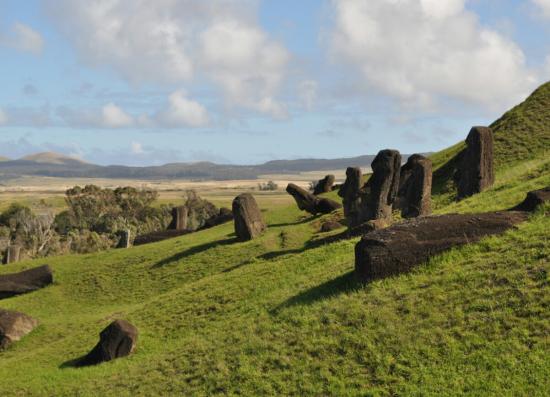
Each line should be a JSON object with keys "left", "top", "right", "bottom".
{"left": 0, "top": 265, "right": 53, "bottom": 300}
{"left": 286, "top": 183, "right": 341, "bottom": 215}
{"left": 512, "top": 187, "right": 550, "bottom": 212}
{"left": 232, "top": 194, "right": 266, "bottom": 241}
{"left": 77, "top": 320, "right": 138, "bottom": 366}
{"left": 0, "top": 309, "right": 38, "bottom": 349}
{"left": 457, "top": 126, "right": 494, "bottom": 199}
{"left": 314, "top": 175, "right": 335, "bottom": 195}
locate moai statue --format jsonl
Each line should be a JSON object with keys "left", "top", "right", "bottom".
{"left": 232, "top": 193, "right": 267, "bottom": 241}
{"left": 397, "top": 154, "right": 432, "bottom": 218}
{"left": 313, "top": 174, "right": 335, "bottom": 195}
{"left": 170, "top": 206, "right": 189, "bottom": 231}
{"left": 338, "top": 167, "right": 364, "bottom": 227}
{"left": 4, "top": 245, "right": 21, "bottom": 264}
{"left": 457, "top": 126, "right": 494, "bottom": 199}
{"left": 117, "top": 230, "right": 131, "bottom": 249}
{"left": 363, "top": 149, "right": 401, "bottom": 222}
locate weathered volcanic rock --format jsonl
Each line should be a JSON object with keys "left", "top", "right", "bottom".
{"left": 0, "top": 265, "right": 53, "bottom": 300}
{"left": 286, "top": 183, "right": 341, "bottom": 215}
{"left": 169, "top": 206, "right": 189, "bottom": 231}
{"left": 457, "top": 126, "right": 494, "bottom": 199}
{"left": 355, "top": 211, "right": 528, "bottom": 282}
{"left": 338, "top": 167, "right": 364, "bottom": 227}
{"left": 77, "top": 320, "right": 138, "bottom": 366}
{"left": 204, "top": 207, "right": 234, "bottom": 228}
{"left": 512, "top": 187, "right": 550, "bottom": 212}
{"left": 314, "top": 175, "right": 336, "bottom": 195}
{"left": 0, "top": 309, "right": 39, "bottom": 349}
{"left": 320, "top": 221, "right": 343, "bottom": 233}
{"left": 397, "top": 154, "right": 432, "bottom": 218}
{"left": 363, "top": 149, "right": 401, "bottom": 221}
{"left": 232, "top": 194, "right": 266, "bottom": 241}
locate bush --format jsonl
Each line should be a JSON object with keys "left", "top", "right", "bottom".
{"left": 258, "top": 181, "right": 278, "bottom": 191}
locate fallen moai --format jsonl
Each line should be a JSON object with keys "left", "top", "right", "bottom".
{"left": 0, "top": 309, "right": 39, "bottom": 349}
{"left": 286, "top": 183, "right": 341, "bottom": 215}
{"left": 0, "top": 265, "right": 53, "bottom": 299}
{"left": 396, "top": 154, "right": 432, "bottom": 218}
{"left": 512, "top": 187, "right": 550, "bottom": 212}
{"left": 77, "top": 320, "right": 138, "bottom": 366}
{"left": 456, "top": 126, "right": 494, "bottom": 199}
{"left": 355, "top": 188, "right": 548, "bottom": 282}
{"left": 313, "top": 175, "right": 336, "bottom": 195}
{"left": 232, "top": 193, "right": 266, "bottom": 241}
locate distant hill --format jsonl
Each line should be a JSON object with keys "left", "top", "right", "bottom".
{"left": 21, "top": 152, "right": 88, "bottom": 165}
{"left": 0, "top": 152, "right": 424, "bottom": 181}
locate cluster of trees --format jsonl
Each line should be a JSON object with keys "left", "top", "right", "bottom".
{"left": 0, "top": 185, "right": 172, "bottom": 259}
{"left": 258, "top": 181, "right": 278, "bottom": 191}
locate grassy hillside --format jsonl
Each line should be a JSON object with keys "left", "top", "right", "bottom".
{"left": 0, "top": 82, "right": 549, "bottom": 396}
{"left": 0, "top": 146, "right": 548, "bottom": 395}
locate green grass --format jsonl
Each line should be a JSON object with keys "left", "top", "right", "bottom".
{"left": 0, "top": 82, "right": 549, "bottom": 396}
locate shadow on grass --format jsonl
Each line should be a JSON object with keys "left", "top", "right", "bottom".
{"left": 272, "top": 272, "right": 360, "bottom": 312}
{"left": 151, "top": 237, "right": 238, "bottom": 268}
{"left": 269, "top": 214, "right": 321, "bottom": 228}
{"left": 59, "top": 356, "right": 85, "bottom": 369}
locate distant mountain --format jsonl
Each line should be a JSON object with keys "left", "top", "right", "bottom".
{"left": 20, "top": 152, "right": 88, "bottom": 165}
{"left": 0, "top": 152, "right": 427, "bottom": 181}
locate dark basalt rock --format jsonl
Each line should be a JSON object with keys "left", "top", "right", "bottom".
{"left": 0, "top": 309, "right": 39, "bottom": 349}
{"left": 338, "top": 167, "right": 364, "bottom": 227}
{"left": 363, "top": 149, "right": 401, "bottom": 222}
{"left": 77, "top": 320, "right": 138, "bottom": 366}
{"left": 0, "top": 265, "right": 53, "bottom": 299}
{"left": 512, "top": 187, "right": 550, "bottom": 212}
{"left": 396, "top": 154, "right": 432, "bottom": 218}
{"left": 286, "top": 183, "right": 342, "bottom": 215}
{"left": 457, "top": 126, "right": 494, "bottom": 199}
{"left": 313, "top": 175, "right": 335, "bottom": 195}
{"left": 232, "top": 193, "right": 266, "bottom": 241}
{"left": 355, "top": 211, "right": 528, "bottom": 282}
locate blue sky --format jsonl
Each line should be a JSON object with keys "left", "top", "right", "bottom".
{"left": 0, "top": 0, "right": 548, "bottom": 166}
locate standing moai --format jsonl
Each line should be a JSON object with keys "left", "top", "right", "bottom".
{"left": 338, "top": 167, "right": 364, "bottom": 227}
{"left": 313, "top": 174, "right": 335, "bottom": 195}
{"left": 170, "top": 206, "right": 189, "bottom": 231}
{"left": 117, "top": 230, "right": 131, "bottom": 249}
{"left": 363, "top": 149, "right": 401, "bottom": 222}
{"left": 232, "top": 193, "right": 267, "bottom": 241}
{"left": 397, "top": 154, "right": 432, "bottom": 218}
{"left": 4, "top": 245, "right": 21, "bottom": 264}
{"left": 457, "top": 126, "right": 494, "bottom": 199}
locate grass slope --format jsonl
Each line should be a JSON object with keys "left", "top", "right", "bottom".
{"left": 0, "top": 146, "right": 549, "bottom": 395}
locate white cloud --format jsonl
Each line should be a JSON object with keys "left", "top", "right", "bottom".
{"left": 330, "top": 0, "right": 539, "bottom": 111}
{"left": 101, "top": 103, "right": 134, "bottom": 127}
{"left": 0, "top": 108, "right": 7, "bottom": 125}
{"left": 131, "top": 141, "right": 145, "bottom": 154}
{"left": 47, "top": 0, "right": 289, "bottom": 118}
{"left": 532, "top": 0, "right": 550, "bottom": 18}
{"left": 298, "top": 80, "right": 319, "bottom": 110}
{"left": 157, "top": 90, "right": 209, "bottom": 127}
{"left": 1, "top": 23, "right": 44, "bottom": 54}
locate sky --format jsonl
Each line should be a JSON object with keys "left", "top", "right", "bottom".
{"left": 0, "top": 0, "right": 548, "bottom": 166}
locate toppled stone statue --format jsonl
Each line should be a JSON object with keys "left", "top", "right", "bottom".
{"left": 232, "top": 194, "right": 266, "bottom": 241}
{"left": 456, "top": 126, "right": 494, "bottom": 199}
{"left": 0, "top": 265, "right": 53, "bottom": 299}
{"left": 313, "top": 175, "right": 335, "bottom": 195}
{"left": 77, "top": 319, "right": 138, "bottom": 366}
{"left": 396, "top": 154, "right": 432, "bottom": 218}
{"left": 0, "top": 309, "right": 39, "bottom": 349}
{"left": 286, "top": 183, "right": 341, "bottom": 215}
{"left": 355, "top": 187, "right": 549, "bottom": 282}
